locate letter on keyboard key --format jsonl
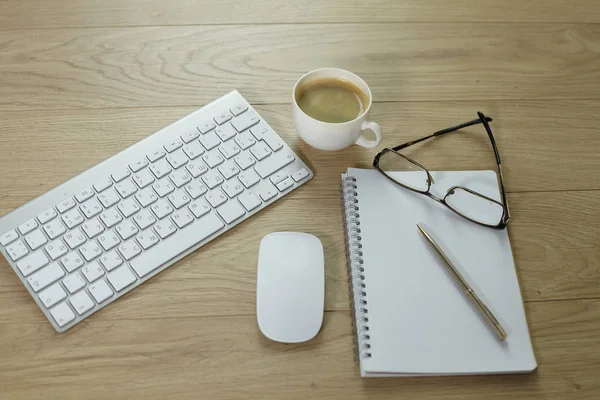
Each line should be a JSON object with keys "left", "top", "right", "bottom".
{"left": 217, "top": 201, "right": 245, "bottom": 224}
{"left": 88, "top": 279, "right": 113, "bottom": 303}
{"left": 185, "top": 181, "right": 208, "bottom": 199}
{"left": 135, "top": 188, "right": 158, "bottom": 207}
{"left": 152, "top": 181, "right": 175, "bottom": 197}
{"left": 69, "top": 291, "right": 94, "bottom": 315}
{"left": 117, "top": 239, "right": 142, "bottom": 260}
{"left": 238, "top": 170, "right": 260, "bottom": 188}
{"left": 149, "top": 159, "right": 172, "bottom": 179}
{"left": 0, "top": 229, "right": 18, "bottom": 246}
{"left": 231, "top": 112, "right": 260, "bottom": 132}
{"left": 98, "top": 230, "right": 120, "bottom": 251}
{"left": 60, "top": 252, "right": 84, "bottom": 272}
{"left": 56, "top": 198, "right": 77, "bottom": 213}
{"left": 100, "top": 208, "right": 123, "bottom": 228}
{"left": 116, "top": 220, "right": 139, "bottom": 240}
{"left": 45, "top": 239, "right": 68, "bottom": 260}
{"left": 135, "top": 230, "right": 159, "bottom": 250}
{"left": 26, "top": 230, "right": 47, "bottom": 250}
{"left": 206, "top": 190, "right": 227, "bottom": 208}
{"left": 169, "top": 169, "right": 192, "bottom": 188}
{"left": 39, "top": 283, "right": 67, "bottom": 308}
{"left": 6, "top": 240, "right": 29, "bottom": 261}
{"left": 202, "top": 150, "right": 225, "bottom": 169}
{"left": 80, "top": 198, "right": 103, "bottom": 218}
{"left": 153, "top": 221, "right": 177, "bottom": 239}
{"left": 100, "top": 250, "right": 124, "bottom": 271}
{"left": 62, "top": 208, "right": 84, "bottom": 229}
{"left": 237, "top": 190, "right": 262, "bottom": 212}
{"left": 188, "top": 199, "right": 211, "bottom": 218}
{"left": 82, "top": 261, "right": 105, "bottom": 283}
{"left": 43, "top": 218, "right": 66, "bottom": 240}
{"left": 82, "top": 218, "right": 105, "bottom": 239}
{"left": 118, "top": 198, "right": 141, "bottom": 218}
{"left": 18, "top": 219, "right": 38, "bottom": 235}
{"left": 183, "top": 141, "right": 204, "bottom": 160}
{"left": 151, "top": 200, "right": 174, "bottom": 219}
{"left": 107, "top": 265, "right": 137, "bottom": 292}
{"left": 171, "top": 210, "right": 194, "bottom": 229}
{"left": 168, "top": 192, "right": 191, "bottom": 209}
{"left": 17, "top": 251, "right": 49, "bottom": 276}
{"left": 199, "top": 131, "right": 221, "bottom": 150}
{"left": 166, "top": 149, "right": 189, "bottom": 169}
{"left": 131, "top": 213, "right": 224, "bottom": 278}
{"left": 98, "top": 188, "right": 120, "bottom": 208}
{"left": 133, "top": 209, "right": 157, "bottom": 230}
{"left": 234, "top": 131, "right": 256, "bottom": 150}
{"left": 222, "top": 181, "right": 244, "bottom": 198}
{"left": 250, "top": 141, "right": 272, "bottom": 161}
{"left": 115, "top": 178, "right": 138, "bottom": 198}
{"left": 80, "top": 241, "right": 102, "bottom": 262}
{"left": 202, "top": 170, "right": 224, "bottom": 189}
{"left": 63, "top": 272, "right": 86, "bottom": 293}
{"left": 233, "top": 151, "right": 256, "bottom": 171}
{"left": 132, "top": 169, "right": 155, "bottom": 189}
{"left": 28, "top": 262, "right": 65, "bottom": 292}
{"left": 50, "top": 302, "right": 76, "bottom": 327}
{"left": 254, "top": 151, "right": 295, "bottom": 179}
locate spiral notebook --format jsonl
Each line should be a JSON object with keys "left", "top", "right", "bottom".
{"left": 341, "top": 168, "right": 536, "bottom": 377}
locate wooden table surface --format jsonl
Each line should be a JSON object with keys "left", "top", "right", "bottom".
{"left": 1, "top": 1, "right": 599, "bottom": 399}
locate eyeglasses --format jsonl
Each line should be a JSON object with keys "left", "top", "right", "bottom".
{"left": 373, "top": 112, "right": 510, "bottom": 229}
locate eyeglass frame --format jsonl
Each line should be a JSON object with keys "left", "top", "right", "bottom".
{"left": 372, "top": 112, "right": 510, "bottom": 230}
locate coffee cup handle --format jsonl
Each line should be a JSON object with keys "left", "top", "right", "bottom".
{"left": 355, "top": 121, "right": 383, "bottom": 148}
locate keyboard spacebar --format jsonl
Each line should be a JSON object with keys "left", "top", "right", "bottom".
{"left": 130, "top": 213, "right": 224, "bottom": 278}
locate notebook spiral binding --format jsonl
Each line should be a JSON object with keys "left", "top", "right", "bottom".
{"left": 341, "top": 176, "right": 371, "bottom": 360}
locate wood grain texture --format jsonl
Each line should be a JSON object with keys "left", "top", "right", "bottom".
{"left": 1, "top": 23, "right": 600, "bottom": 110}
{"left": 1, "top": 0, "right": 600, "bottom": 398}
{"left": 0, "top": 300, "right": 599, "bottom": 400}
{"left": 2, "top": 0, "right": 600, "bottom": 29}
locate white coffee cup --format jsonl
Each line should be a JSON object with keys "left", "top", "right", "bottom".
{"left": 292, "top": 68, "right": 382, "bottom": 151}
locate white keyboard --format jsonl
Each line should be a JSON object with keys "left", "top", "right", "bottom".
{"left": 0, "top": 91, "right": 313, "bottom": 332}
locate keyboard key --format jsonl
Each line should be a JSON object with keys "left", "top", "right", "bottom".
{"left": 133, "top": 209, "right": 157, "bottom": 230}
{"left": 264, "top": 134, "right": 284, "bottom": 152}
{"left": 214, "top": 111, "right": 233, "bottom": 125}
{"left": 98, "top": 230, "right": 121, "bottom": 251}
{"left": 107, "top": 265, "right": 137, "bottom": 292}
{"left": 222, "top": 181, "right": 244, "bottom": 198}
{"left": 171, "top": 210, "right": 194, "bottom": 229}
{"left": 238, "top": 170, "right": 260, "bottom": 188}
{"left": 202, "top": 150, "right": 225, "bottom": 168}
{"left": 292, "top": 168, "right": 309, "bottom": 182}
{"left": 188, "top": 199, "right": 211, "bottom": 218}
{"left": 181, "top": 130, "right": 200, "bottom": 143}
{"left": 152, "top": 180, "right": 175, "bottom": 198}
{"left": 37, "top": 208, "right": 58, "bottom": 225}
{"left": 270, "top": 171, "right": 288, "bottom": 185}
{"left": 250, "top": 141, "right": 272, "bottom": 161}
{"left": 154, "top": 221, "right": 177, "bottom": 239}
{"left": 258, "top": 182, "right": 278, "bottom": 202}
{"left": 82, "top": 261, "right": 105, "bottom": 282}
{"left": 115, "top": 178, "right": 138, "bottom": 198}
{"left": 164, "top": 139, "right": 183, "bottom": 153}
{"left": 182, "top": 140, "right": 205, "bottom": 160}
{"left": 135, "top": 188, "right": 158, "bottom": 207}
{"left": 131, "top": 213, "right": 224, "bottom": 278}
{"left": 100, "top": 208, "right": 123, "bottom": 228}
{"left": 50, "top": 302, "right": 76, "bottom": 327}
{"left": 254, "top": 151, "right": 295, "bottom": 179}
{"left": 206, "top": 190, "right": 227, "bottom": 208}
{"left": 99, "top": 250, "right": 123, "bottom": 271}
{"left": 132, "top": 169, "right": 155, "bottom": 189}
{"left": 276, "top": 177, "right": 294, "bottom": 192}
{"left": 151, "top": 199, "right": 174, "bottom": 219}
{"left": 235, "top": 131, "right": 256, "bottom": 150}
{"left": 186, "top": 160, "right": 208, "bottom": 178}
{"left": 116, "top": 220, "right": 139, "bottom": 240}
{"left": 129, "top": 158, "right": 148, "bottom": 172}
{"left": 69, "top": 291, "right": 94, "bottom": 315}
{"left": 168, "top": 191, "right": 191, "bottom": 209}
{"left": 63, "top": 228, "right": 86, "bottom": 249}
{"left": 88, "top": 279, "right": 113, "bottom": 303}
{"left": 39, "top": 283, "right": 67, "bottom": 308}
{"left": 217, "top": 201, "right": 245, "bottom": 224}
{"left": 45, "top": 239, "right": 68, "bottom": 260}
{"left": 80, "top": 198, "right": 103, "bottom": 218}
{"left": 43, "top": 219, "right": 66, "bottom": 240}
{"left": 82, "top": 217, "right": 105, "bottom": 239}
{"left": 231, "top": 111, "right": 260, "bottom": 132}
{"left": 169, "top": 169, "right": 192, "bottom": 188}
{"left": 111, "top": 168, "right": 131, "bottom": 183}
{"left": 198, "top": 120, "right": 216, "bottom": 134}
{"left": 98, "top": 188, "right": 121, "bottom": 208}
{"left": 135, "top": 230, "right": 159, "bottom": 250}
{"left": 76, "top": 188, "right": 97, "bottom": 203}
{"left": 17, "top": 251, "right": 49, "bottom": 276}
{"left": 199, "top": 131, "right": 221, "bottom": 150}
{"left": 27, "top": 262, "right": 64, "bottom": 292}
{"left": 249, "top": 124, "right": 270, "bottom": 141}
{"left": 185, "top": 181, "right": 208, "bottom": 199}
{"left": 63, "top": 272, "right": 86, "bottom": 294}
{"left": 118, "top": 197, "right": 141, "bottom": 217}
{"left": 238, "top": 190, "right": 261, "bottom": 212}
{"left": 166, "top": 149, "right": 189, "bottom": 169}
{"left": 60, "top": 252, "right": 85, "bottom": 272}
{"left": 56, "top": 198, "right": 77, "bottom": 213}
{"left": 80, "top": 241, "right": 102, "bottom": 262}
{"left": 93, "top": 178, "right": 113, "bottom": 193}
{"left": 218, "top": 161, "right": 240, "bottom": 180}
{"left": 219, "top": 141, "right": 241, "bottom": 159}
{"left": 230, "top": 103, "right": 248, "bottom": 116}
{"left": 202, "top": 170, "right": 224, "bottom": 189}
{"left": 149, "top": 159, "right": 172, "bottom": 179}
{"left": 62, "top": 208, "right": 84, "bottom": 229}
{"left": 147, "top": 149, "right": 166, "bottom": 162}
{"left": 0, "top": 229, "right": 18, "bottom": 246}
{"left": 215, "top": 124, "right": 237, "bottom": 142}
{"left": 25, "top": 230, "right": 47, "bottom": 250}
{"left": 18, "top": 218, "right": 38, "bottom": 235}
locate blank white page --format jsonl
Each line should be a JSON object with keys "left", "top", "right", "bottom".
{"left": 346, "top": 168, "right": 536, "bottom": 376}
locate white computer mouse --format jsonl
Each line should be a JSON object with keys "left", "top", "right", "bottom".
{"left": 256, "top": 232, "right": 324, "bottom": 343}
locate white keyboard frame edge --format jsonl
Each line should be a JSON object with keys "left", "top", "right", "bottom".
{"left": 0, "top": 90, "right": 314, "bottom": 332}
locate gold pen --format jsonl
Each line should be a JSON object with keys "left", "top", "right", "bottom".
{"left": 416, "top": 224, "right": 508, "bottom": 341}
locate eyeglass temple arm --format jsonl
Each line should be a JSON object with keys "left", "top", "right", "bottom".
{"left": 391, "top": 116, "right": 493, "bottom": 152}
